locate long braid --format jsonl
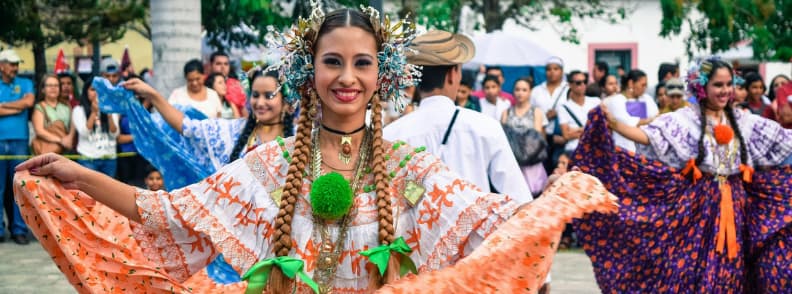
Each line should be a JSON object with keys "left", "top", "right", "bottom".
{"left": 724, "top": 104, "right": 749, "bottom": 165}
{"left": 367, "top": 94, "right": 401, "bottom": 288}
{"left": 269, "top": 89, "right": 316, "bottom": 292}
{"left": 370, "top": 95, "right": 395, "bottom": 245}
{"left": 272, "top": 89, "right": 315, "bottom": 256}
{"left": 228, "top": 112, "right": 257, "bottom": 162}
{"left": 695, "top": 102, "right": 708, "bottom": 166}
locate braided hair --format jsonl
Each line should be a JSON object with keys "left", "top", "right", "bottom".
{"left": 228, "top": 70, "right": 294, "bottom": 162}
{"left": 694, "top": 60, "right": 748, "bottom": 167}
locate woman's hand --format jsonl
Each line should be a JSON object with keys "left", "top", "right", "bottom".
{"left": 16, "top": 153, "right": 86, "bottom": 189}
{"left": 122, "top": 78, "right": 159, "bottom": 100}
{"left": 59, "top": 136, "right": 73, "bottom": 150}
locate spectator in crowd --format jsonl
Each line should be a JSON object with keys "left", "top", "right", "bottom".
{"left": 208, "top": 51, "right": 247, "bottom": 116}
{"left": 31, "top": 74, "right": 75, "bottom": 155}
{"left": 139, "top": 68, "right": 152, "bottom": 84}
{"left": 472, "top": 66, "right": 515, "bottom": 105}
{"left": 58, "top": 72, "right": 79, "bottom": 108}
{"left": 742, "top": 72, "right": 769, "bottom": 115}
{"left": 0, "top": 49, "right": 33, "bottom": 245}
{"left": 168, "top": 59, "right": 223, "bottom": 119}
{"left": 647, "top": 62, "right": 679, "bottom": 98}
{"left": 143, "top": 165, "right": 164, "bottom": 191}
{"left": 767, "top": 74, "right": 790, "bottom": 102}
{"left": 655, "top": 82, "right": 668, "bottom": 112}
{"left": 659, "top": 78, "right": 688, "bottom": 114}
{"left": 586, "top": 61, "right": 609, "bottom": 98}
{"left": 733, "top": 75, "right": 748, "bottom": 111}
{"left": 762, "top": 77, "right": 792, "bottom": 128}
{"left": 531, "top": 56, "right": 569, "bottom": 171}
{"left": 100, "top": 57, "right": 121, "bottom": 86}
{"left": 72, "top": 76, "right": 119, "bottom": 177}
{"left": 616, "top": 65, "right": 626, "bottom": 82}
{"left": 480, "top": 74, "right": 511, "bottom": 121}
{"left": 558, "top": 70, "right": 601, "bottom": 156}
{"left": 600, "top": 74, "right": 620, "bottom": 98}
{"left": 384, "top": 30, "right": 530, "bottom": 199}
{"left": 603, "top": 69, "right": 658, "bottom": 152}
{"left": 204, "top": 72, "right": 241, "bottom": 119}
{"left": 501, "top": 77, "right": 548, "bottom": 195}
{"left": 456, "top": 70, "right": 481, "bottom": 112}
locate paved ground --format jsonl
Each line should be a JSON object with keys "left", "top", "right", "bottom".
{"left": 0, "top": 240, "right": 600, "bottom": 293}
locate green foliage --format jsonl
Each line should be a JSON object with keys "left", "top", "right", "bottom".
{"left": 202, "top": 0, "right": 368, "bottom": 52}
{"left": 412, "top": 0, "right": 627, "bottom": 44}
{"left": 660, "top": 0, "right": 791, "bottom": 61}
{"left": 202, "top": 0, "right": 292, "bottom": 51}
{"left": 0, "top": 0, "right": 146, "bottom": 47}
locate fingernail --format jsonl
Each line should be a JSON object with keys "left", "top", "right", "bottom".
{"left": 30, "top": 168, "right": 39, "bottom": 174}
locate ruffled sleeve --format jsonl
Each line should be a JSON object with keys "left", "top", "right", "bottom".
{"left": 739, "top": 112, "right": 792, "bottom": 167}
{"left": 132, "top": 140, "right": 283, "bottom": 282}
{"left": 637, "top": 107, "right": 699, "bottom": 168}
{"left": 388, "top": 143, "right": 531, "bottom": 272}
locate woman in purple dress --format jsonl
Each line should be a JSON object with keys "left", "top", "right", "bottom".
{"left": 573, "top": 58, "right": 792, "bottom": 293}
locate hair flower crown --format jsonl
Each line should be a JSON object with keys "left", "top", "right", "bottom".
{"left": 265, "top": 1, "right": 420, "bottom": 113}
{"left": 686, "top": 56, "right": 721, "bottom": 101}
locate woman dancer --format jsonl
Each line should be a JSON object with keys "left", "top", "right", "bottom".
{"left": 574, "top": 58, "right": 792, "bottom": 292}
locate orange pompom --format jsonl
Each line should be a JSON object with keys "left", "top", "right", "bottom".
{"left": 713, "top": 124, "right": 734, "bottom": 145}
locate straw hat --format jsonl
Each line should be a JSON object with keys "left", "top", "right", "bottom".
{"left": 407, "top": 30, "right": 475, "bottom": 66}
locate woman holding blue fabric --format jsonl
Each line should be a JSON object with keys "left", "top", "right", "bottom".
{"left": 13, "top": 4, "right": 616, "bottom": 293}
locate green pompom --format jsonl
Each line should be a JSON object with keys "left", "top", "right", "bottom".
{"left": 310, "top": 172, "right": 353, "bottom": 220}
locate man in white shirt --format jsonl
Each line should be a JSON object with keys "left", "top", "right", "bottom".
{"left": 558, "top": 71, "right": 601, "bottom": 155}
{"left": 531, "top": 56, "right": 569, "bottom": 171}
{"left": 384, "top": 30, "right": 531, "bottom": 201}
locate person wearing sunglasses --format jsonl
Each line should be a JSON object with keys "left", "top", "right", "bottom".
{"left": 659, "top": 78, "right": 689, "bottom": 114}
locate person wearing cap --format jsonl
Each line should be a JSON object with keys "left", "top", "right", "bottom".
{"left": 384, "top": 30, "right": 532, "bottom": 201}
{"left": 0, "top": 49, "right": 33, "bottom": 245}
{"left": 101, "top": 57, "right": 121, "bottom": 85}
{"left": 530, "top": 56, "right": 569, "bottom": 171}
{"left": 659, "top": 78, "right": 689, "bottom": 114}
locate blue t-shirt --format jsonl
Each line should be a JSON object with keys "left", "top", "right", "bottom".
{"left": 118, "top": 115, "right": 137, "bottom": 153}
{"left": 0, "top": 76, "right": 33, "bottom": 140}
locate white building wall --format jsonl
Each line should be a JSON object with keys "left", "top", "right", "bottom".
{"left": 486, "top": 0, "right": 691, "bottom": 84}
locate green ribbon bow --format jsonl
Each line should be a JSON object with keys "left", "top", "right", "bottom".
{"left": 241, "top": 256, "right": 320, "bottom": 294}
{"left": 359, "top": 236, "right": 418, "bottom": 277}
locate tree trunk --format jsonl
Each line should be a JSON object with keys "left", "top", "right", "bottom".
{"left": 483, "top": 0, "right": 504, "bottom": 32}
{"left": 150, "top": 0, "right": 202, "bottom": 97}
{"left": 32, "top": 41, "right": 47, "bottom": 85}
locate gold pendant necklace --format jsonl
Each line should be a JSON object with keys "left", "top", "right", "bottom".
{"left": 320, "top": 123, "right": 366, "bottom": 165}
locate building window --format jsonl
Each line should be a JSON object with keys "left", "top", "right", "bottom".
{"left": 588, "top": 43, "right": 638, "bottom": 77}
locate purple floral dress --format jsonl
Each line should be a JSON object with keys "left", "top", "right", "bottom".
{"left": 572, "top": 105, "right": 792, "bottom": 293}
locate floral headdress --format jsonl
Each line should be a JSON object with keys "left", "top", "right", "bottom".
{"left": 265, "top": 1, "right": 421, "bottom": 113}
{"left": 686, "top": 56, "right": 724, "bottom": 101}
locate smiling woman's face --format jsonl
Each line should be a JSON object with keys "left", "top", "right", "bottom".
{"left": 313, "top": 26, "right": 379, "bottom": 125}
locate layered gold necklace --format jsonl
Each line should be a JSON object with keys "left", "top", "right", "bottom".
{"left": 309, "top": 127, "right": 371, "bottom": 293}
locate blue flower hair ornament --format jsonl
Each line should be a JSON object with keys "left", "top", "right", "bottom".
{"left": 686, "top": 56, "right": 721, "bottom": 101}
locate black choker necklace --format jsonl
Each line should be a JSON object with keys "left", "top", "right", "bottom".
{"left": 320, "top": 124, "right": 366, "bottom": 135}
{"left": 256, "top": 121, "right": 282, "bottom": 126}
{"left": 320, "top": 124, "right": 366, "bottom": 165}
